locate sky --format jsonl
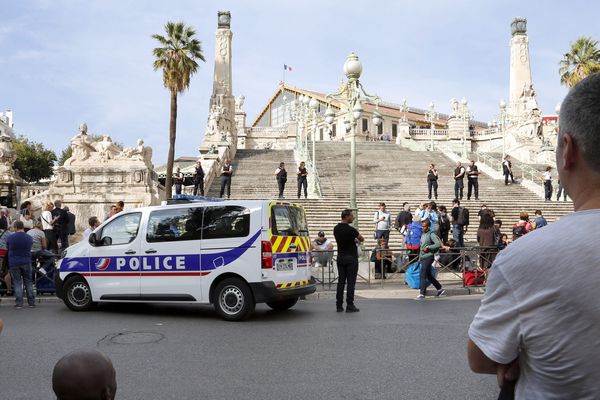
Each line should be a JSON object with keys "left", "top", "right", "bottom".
{"left": 1, "top": 0, "right": 599, "bottom": 165}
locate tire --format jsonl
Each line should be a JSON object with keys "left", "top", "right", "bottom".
{"left": 63, "top": 276, "right": 95, "bottom": 311}
{"left": 266, "top": 297, "right": 298, "bottom": 311}
{"left": 213, "top": 278, "right": 255, "bottom": 321}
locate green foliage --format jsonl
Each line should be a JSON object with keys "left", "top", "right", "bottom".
{"left": 57, "top": 134, "right": 123, "bottom": 166}
{"left": 559, "top": 36, "right": 600, "bottom": 88}
{"left": 152, "top": 21, "right": 205, "bottom": 199}
{"left": 13, "top": 136, "right": 57, "bottom": 183}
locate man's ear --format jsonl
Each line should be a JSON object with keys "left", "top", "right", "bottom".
{"left": 100, "top": 387, "right": 113, "bottom": 400}
{"left": 560, "top": 133, "right": 576, "bottom": 171}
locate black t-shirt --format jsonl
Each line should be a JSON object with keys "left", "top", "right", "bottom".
{"left": 451, "top": 206, "right": 460, "bottom": 222}
{"left": 51, "top": 208, "right": 69, "bottom": 230}
{"left": 396, "top": 211, "right": 413, "bottom": 227}
{"left": 333, "top": 223, "right": 359, "bottom": 258}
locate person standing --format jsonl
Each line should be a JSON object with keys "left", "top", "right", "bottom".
{"left": 556, "top": 175, "right": 568, "bottom": 201}
{"left": 438, "top": 205, "right": 451, "bottom": 244}
{"left": 219, "top": 159, "right": 233, "bottom": 199}
{"left": 83, "top": 217, "right": 100, "bottom": 240}
{"left": 468, "top": 73, "right": 600, "bottom": 398}
{"left": 466, "top": 160, "right": 480, "bottom": 200}
{"left": 416, "top": 220, "right": 444, "bottom": 300}
{"left": 64, "top": 206, "right": 76, "bottom": 237}
{"left": 51, "top": 200, "right": 69, "bottom": 253}
{"left": 372, "top": 202, "right": 392, "bottom": 243}
{"left": 0, "top": 223, "right": 12, "bottom": 297}
{"left": 476, "top": 213, "right": 497, "bottom": 269}
{"left": 193, "top": 160, "right": 205, "bottom": 196}
{"left": 451, "top": 198, "right": 468, "bottom": 248}
{"left": 173, "top": 167, "right": 184, "bottom": 195}
{"left": 275, "top": 162, "right": 287, "bottom": 199}
{"left": 454, "top": 161, "right": 466, "bottom": 200}
{"left": 7, "top": 221, "right": 35, "bottom": 308}
{"left": 502, "top": 155, "right": 516, "bottom": 185}
{"left": 395, "top": 202, "right": 413, "bottom": 238}
{"left": 40, "top": 202, "right": 57, "bottom": 251}
{"left": 543, "top": 166, "right": 553, "bottom": 201}
{"left": 297, "top": 161, "right": 308, "bottom": 199}
{"left": 427, "top": 163, "right": 439, "bottom": 200}
{"left": 333, "top": 209, "right": 364, "bottom": 313}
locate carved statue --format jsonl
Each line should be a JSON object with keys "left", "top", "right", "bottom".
{"left": 220, "top": 132, "right": 228, "bottom": 142}
{"left": 235, "top": 94, "right": 245, "bottom": 110}
{"left": 67, "top": 128, "right": 96, "bottom": 165}
{"left": 449, "top": 98, "right": 459, "bottom": 117}
{"left": 79, "top": 122, "right": 88, "bottom": 135}
{"left": 93, "top": 135, "right": 121, "bottom": 161}
{"left": 208, "top": 144, "right": 218, "bottom": 154}
{"left": 122, "top": 139, "right": 153, "bottom": 166}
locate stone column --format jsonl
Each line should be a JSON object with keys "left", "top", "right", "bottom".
{"left": 509, "top": 17, "right": 533, "bottom": 115}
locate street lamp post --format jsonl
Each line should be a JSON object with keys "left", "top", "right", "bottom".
{"left": 325, "top": 52, "right": 381, "bottom": 228}
{"left": 425, "top": 102, "right": 438, "bottom": 151}
{"left": 459, "top": 97, "right": 471, "bottom": 158}
{"left": 499, "top": 99, "right": 508, "bottom": 159}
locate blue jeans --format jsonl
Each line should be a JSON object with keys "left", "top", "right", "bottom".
{"left": 452, "top": 224, "right": 465, "bottom": 248}
{"left": 9, "top": 263, "right": 35, "bottom": 306}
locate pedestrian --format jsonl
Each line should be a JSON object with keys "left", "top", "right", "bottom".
{"left": 512, "top": 211, "right": 533, "bottom": 241}
{"left": 333, "top": 209, "right": 364, "bottom": 313}
{"left": 219, "top": 159, "right": 233, "bottom": 199}
{"left": 297, "top": 161, "right": 308, "bottom": 199}
{"left": 0, "top": 208, "right": 9, "bottom": 230}
{"left": 51, "top": 200, "right": 69, "bottom": 253}
{"left": 423, "top": 201, "right": 440, "bottom": 234}
{"left": 438, "top": 205, "right": 451, "bottom": 244}
{"left": 372, "top": 202, "right": 392, "bottom": 243}
{"left": 19, "top": 201, "right": 34, "bottom": 232}
{"left": 0, "top": 223, "right": 12, "bottom": 296}
{"left": 427, "top": 163, "right": 439, "bottom": 200}
{"left": 543, "top": 166, "right": 553, "bottom": 201}
{"left": 40, "top": 202, "right": 57, "bottom": 251}
{"left": 193, "top": 160, "right": 205, "bottom": 196}
{"left": 371, "top": 238, "right": 392, "bottom": 279}
{"left": 497, "top": 233, "right": 509, "bottom": 250}
{"left": 454, "top": 161, "right": 466, "bottom": 200}
{"left": 64, "top": 206, "right": 76, "bottom": 237}
{"left": 28, "top": 221, "right": 54, "bottom": 274}
{"left": 532, "top": 210, "right": 547, "bottom": 229}
{"left": 106, "top": 205, "right": 117, "bottom": 220}
{"left": 415, "top": 220, "right": 445, "bottom": 300}
{"left": 468, "top": 73, "right": 600, "bottom": 398}
{"left": 7, "top": 221, "right": 35, "bottom": 308}
{"left": 394, "top": 202, "right": 413, "bottom": 238}
{"left": 476, "top": 212, "right": 497, "bottom": 269}
{"left": 556, "top": 175, "right": 568, "bottom": 201}
{"left": 83, "top": 217, "right": 101, "bottom": 240}
{"left": 502, "top": 155, "right": 516, "bottom": 185}
{"left": 275, "top": 162, "right": 287, "bottom": 199}
{"left": 173, "top": 167, "right": 184, "bottom": 195}
{"left": 466, "top": 160, "right": 480, "bottom": 200}
{"left": 312, "top": 230, "right": 334, "bottom": 268}
{"left": 52, "top": 349, "right": 117, "bottom": 400}
{"left": 450, "top": 198, "right": 469, "bottom": 248}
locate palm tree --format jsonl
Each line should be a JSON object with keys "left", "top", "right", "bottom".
{"left": 152, "top": 21, "right": 205, "bottom": 198}
{"left": 559, "top": 36, "right": 600, "bottom": 88}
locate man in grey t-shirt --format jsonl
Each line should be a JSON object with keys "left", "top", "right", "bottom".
{"left": 467, "top": 73, "right": 600, "bottom": 399}
{"left": 27, "top": 222, "right": 54, "bottom": 273}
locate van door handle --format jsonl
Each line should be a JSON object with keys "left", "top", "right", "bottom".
{"left": 125, "top": 250, "right": 136, "bottom": 255}
{"left": 145, "top": 249, "right": 157, "bottom": 254}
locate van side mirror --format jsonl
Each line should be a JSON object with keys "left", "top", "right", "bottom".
{"left": 101, "top": 236, "right": 112, "bottom": 246}
{"left": 89, "top": 233, "right": 97, "bottom": 245}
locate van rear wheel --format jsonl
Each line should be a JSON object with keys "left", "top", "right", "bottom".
{"left": 266, "top": 297, "right": 298, "bottom": 311}
{"left": 63, "top": 276, "right": 95, "bottom": 311}
{"left": 213, "top": 278, "right": 255, "bottom": 321}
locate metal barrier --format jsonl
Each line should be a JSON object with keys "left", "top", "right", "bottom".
{"left": 0, "top": 256, "right": 58, "bottom": 298}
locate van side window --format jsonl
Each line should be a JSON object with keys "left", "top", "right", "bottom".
{"left": 202, "top": 206, "right": 250, "bottom": 240}
{"left": 99, "top": 213, "right": 142, "bottom": 246}
{"left": 146, "top": 207, "right": 203, "bottom": 243}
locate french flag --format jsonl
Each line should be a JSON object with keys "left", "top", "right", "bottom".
{"left": 284, "top": 64, "right": 292, "bottom": 72}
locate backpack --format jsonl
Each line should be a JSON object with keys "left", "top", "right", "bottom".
{"left": 457, "top": 207, "right": 469, "bottom": 226}
{"left": 404, "top": 261, "right": 437, "bottom": 289}
{"left": 464, "top": 268, "right": 486, "bottom": 286}
{"left": 405, "top": 221, "right": 422, "bottom": 250}
{"left": 512, "top": 223, "right": 527, "bottom": 239}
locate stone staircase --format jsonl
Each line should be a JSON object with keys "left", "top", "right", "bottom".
{"left": 207, "top": 142, "right": 573, "bottom": 249}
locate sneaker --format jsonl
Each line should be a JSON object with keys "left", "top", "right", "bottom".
{"left": 336, "top": 306, "right": 344, "bottom": 312}
{"left": 436, "top": 289, "right": 446, "bottom": 297}
{"left": 28, "top": 304, "right": 36, "bottom": 308}
{"left": 415, "top": 294, "right": 425, "bottom": 300}
{"left": 346, "top": 305, "right": 360, "bottom": 313}
{"left": 15, "top": 304, "right": 23, "bottom": 309}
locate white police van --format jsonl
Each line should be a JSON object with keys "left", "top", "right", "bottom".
{"left": 55, "top": 196, "right": 316, "bottom": 321}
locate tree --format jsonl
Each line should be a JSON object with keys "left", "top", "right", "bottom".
{"left": 152, "top": 21, "right": 205, "bottom": 198}
{"left": 559, "top": 36, "right": 600, "bottom": 88}
{"left": 13, "top": 136, "right": 57, "bottom": 183}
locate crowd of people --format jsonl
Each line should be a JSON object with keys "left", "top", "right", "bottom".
{"left": 0, "top": 199, "right": 126, "bottom": 307}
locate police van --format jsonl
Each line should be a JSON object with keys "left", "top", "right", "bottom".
{"left": 55, "top": 196, "right": 316, "bottom": 321}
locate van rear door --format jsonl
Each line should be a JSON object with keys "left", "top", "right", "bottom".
{"left": 267, "top": 203, "right": 311, "bottom": 288}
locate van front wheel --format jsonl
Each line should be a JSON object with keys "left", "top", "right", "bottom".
{"left": 266, "top": 297, "right": 298, "bottom": 311}
{"left": 63, "top": 277, "right": 95, "bottom": 311}
{"left": 214, "top": 278, "right": 255, "bottom": 321}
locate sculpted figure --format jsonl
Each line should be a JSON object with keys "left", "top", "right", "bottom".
{"left": 235, "top": 94, "right": 245, "bottom": 110}
{"left": 93, "top": 135, "right": 120, "bottom": 161}
{"left": 67, "top": 125, "right": 96, "bottom": 164}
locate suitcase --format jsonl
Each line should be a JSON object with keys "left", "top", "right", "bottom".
{"left": 404, "top": 261, "right": 437, "bottom": 289}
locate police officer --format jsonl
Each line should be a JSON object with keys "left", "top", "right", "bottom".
{"left": 275, "top": 162, "right": 287, "bottom": 199}
{"left": 193, "top": 160, "right": 205, "bottom": 196}
{"left": 427, "top": 163, "right": 439, "bottom": 200}
{"left": 454, "top": 161, "right": 465, "bottom": 200}
{"left": 466, "top": 160, "right": 480, "bottom": 200}
{"left": 297, "top": 161, "right": 308, "bottom": 199}
{"left": 333, "top": 209, "right": 364, "bottom": 312}
{"left": 219, "top": 159, "right": 233, "bottom": 199}
{"left": 173, "top": 167, "right": 184, "bottom": 195}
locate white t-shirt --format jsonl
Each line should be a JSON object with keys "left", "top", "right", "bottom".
{"left": 543, "top": 171, "right": 552, "bottom": 181}
{"left": 83, "top": 227, "right": 93, "bottom": 240}
{"left": 373, "top": 211, "right": 391, "bottom": 230}
{"left": 41, "top": 210, "right": 53, "bottom": 230}
{"left": 469, "top": 209, "right": 600, "bottom": 399}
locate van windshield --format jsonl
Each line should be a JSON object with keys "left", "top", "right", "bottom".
{"left": 271, "top": 205, "right": 309, "bottom": 237}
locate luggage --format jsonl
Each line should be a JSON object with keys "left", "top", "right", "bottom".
{"left": 463, "top": 268, "right": 486, "bottom": 286}
{"left": 405, "top": 222, "right": 422, "bottom": 250}
{"left": 404, "top": 261, "right": 437, "bottom": 289}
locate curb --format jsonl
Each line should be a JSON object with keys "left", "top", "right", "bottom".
{"left": 305, "top": 285, "right": 485, "bottom": 301}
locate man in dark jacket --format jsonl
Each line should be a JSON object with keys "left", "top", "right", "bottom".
{"left": 193, "top": 160, "right": 205, "bottom": 196}
{"left": 275, "top": 162, "right": 287, "bottom": 199}
{"left": 51, "top": 200, "right": 69, "bottom": 252}
{"left": 64, "top": 206, "right": 76, "bottom": 236}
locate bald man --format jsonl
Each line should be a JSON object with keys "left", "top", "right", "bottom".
{"left": 52, "top": 350, "right": 117, "bottom": 400}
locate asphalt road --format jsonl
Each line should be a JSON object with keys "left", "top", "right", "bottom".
{"left": 0, "top": 296, "right": 497, "bottom": 400}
